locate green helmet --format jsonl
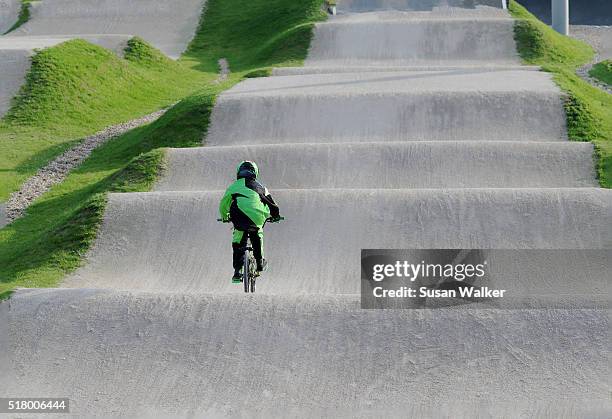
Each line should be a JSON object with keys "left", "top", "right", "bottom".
{"left": 236, "top": 160, "right": 259, "bottom": 179}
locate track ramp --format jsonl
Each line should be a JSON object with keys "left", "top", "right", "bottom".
{"left": 8, "top": 0, "right": 205, "bottom": 58}
{"left": 157, "top": 142, "right": 598, "bottom": 190}
{"left": 338, "top": 0, "right": 505, "bottom": 12}
{"left": 65, "top": 189, "right": 611, "bottom": 295}
{"left": 3, "top": 289, "right": 609, "bottom": 417}
{"left": 206, "top": 70, "right": 567, "bottom": 144}
{"left": 0, "top": 0, "right": 20, "bottom": 34}
{"left": 5, "top": 0, "right": 612, "bottom": 416}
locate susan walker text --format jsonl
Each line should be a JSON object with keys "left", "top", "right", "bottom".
{"left": 372, "top": 286, "right": 507, "bottom": 299}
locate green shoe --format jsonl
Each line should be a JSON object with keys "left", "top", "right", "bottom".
{"left": 232, "top": 272, "right": 242, "bottom": 283}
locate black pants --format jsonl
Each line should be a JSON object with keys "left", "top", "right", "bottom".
{"left": 232, "top": 229, "right": 263, "bottom": 272}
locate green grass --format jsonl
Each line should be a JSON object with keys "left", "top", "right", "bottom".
{"left": 589, "top": 60, "right": 612, "bottom": 86}
{"left": 244, "top": 68, "right": 273, "bottom": 78}
{"left": 0, "top": 84, "right": 232, "bottom": 297}
{"left": 510, "top": 1, "right": 611, "bottom": 187}
{"left": 181, "top": 0, "right": 326, "bottom": 72}
{"left": 1, "top": 0, "right": 325, "bottom": 202}
{"left": 0, "top": 0, "right": 325, "bottom": 296}
{"left": 3, "top": 0, "right": 32, "bottom": 35}
{"left": 0, "top": 38, "right": 211, "bottom": 201}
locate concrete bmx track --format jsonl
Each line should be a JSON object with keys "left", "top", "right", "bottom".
{"left": 2, "top": 1, "right": 612, "bottom": 418}
{"left": 0, "top": 0, "right": 19, "bottom": 34}
{"left": 7, "top": 0, "right": 205, "bottom": 58}
{"left": 0, "top": 0, "right": 206, "bottom": 117}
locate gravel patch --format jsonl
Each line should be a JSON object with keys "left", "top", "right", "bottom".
{"left": 571, "top": 25, "right": 612, "bottom": 61}
{"left": 4, "top": 109, "right": 168, "bottom": 223}
{"left": 570, "top": 25, "right": 612, "bottom": 93}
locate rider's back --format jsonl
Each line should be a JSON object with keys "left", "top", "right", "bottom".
{"left": 223, "top": 177, "right": 272, "bottom": 229}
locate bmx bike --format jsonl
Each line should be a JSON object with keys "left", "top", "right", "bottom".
{"left": 217, "top": 216, "right": 284, "bottom": 293}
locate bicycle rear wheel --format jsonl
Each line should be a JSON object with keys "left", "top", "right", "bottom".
{"left": 250, "top": 259, "right": 256, "bottom": 293}
{"left": 243, "top": 252, "right": 250, "bottom": 293}
{"left": 248, "top": 253, "right": 257, "bottom": 293}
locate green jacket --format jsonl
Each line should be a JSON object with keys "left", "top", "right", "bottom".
{"left": 219, "top": 177, "right": 279, "bottom": 230}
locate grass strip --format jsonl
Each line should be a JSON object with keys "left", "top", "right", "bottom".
{"left": 181, "top": 0, "right": 326, "bottom": 73}
{"left": 510, "top": 1, "right": 611, "bottom": 187}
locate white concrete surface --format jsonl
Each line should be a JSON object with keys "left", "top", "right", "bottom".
{"left": 0, "top": 35, "right": 131, "bottom": 117}
{"left": 64, "top": 189, "right": 612, "bottom": 294}
{"left": 0, "top": 48, "right": 32, "bottom": 117}
{"left": 157, "top": 142, "right": 597, "bottom": 190}
{"left": 4, "top": 0, "right": 612, "bottom": 416}
{"left": 9, "top": 0, "right": 206, "bottom": 58}
{"left": 273, "top": 64, "right": 540, "bottom": 75}
{"left": 2, "top": 288, "right": 609, "bottom": 418}
{"left": 0, "top": 0, "right": 20, "bottom": 34}
{"left": 306, "top": 12, "right": 519, "bottom": 67}
{"left": 206, "top": 70, "right": 567, "bottom": 144}
{"left": 337, "top": 0, "right": 504, "bottom": 12}
{"left": 0, "top": 34, "right": 132, "bottom": 52}
{"left": 278, "top": 5, "right": 517, "bottom": 73}
{"left": 0, "top": 299, "right": 14, "bottom": 396}
{"left": 0, "top": 203, "right": 7, "bottom": 228}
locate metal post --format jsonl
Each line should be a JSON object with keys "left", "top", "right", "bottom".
{"left": 501, "top": 0, "right": 507, "bottom": 10}
{"left": 552, "top": 0, "right": 569, "bottom": 35}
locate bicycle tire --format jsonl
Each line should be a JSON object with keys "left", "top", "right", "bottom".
{"left": 243, "top": 252, "right": 250, "bottom": 293}
{"left": 249, "top": 253, "right": 257, "bottom": 293}
{"left": 250, "top": 260, "right": 256, "bottom": 293}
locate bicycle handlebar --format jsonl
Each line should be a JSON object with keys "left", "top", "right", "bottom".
{"left": 217, "top": 216, "right": 285, "bottom": 223}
